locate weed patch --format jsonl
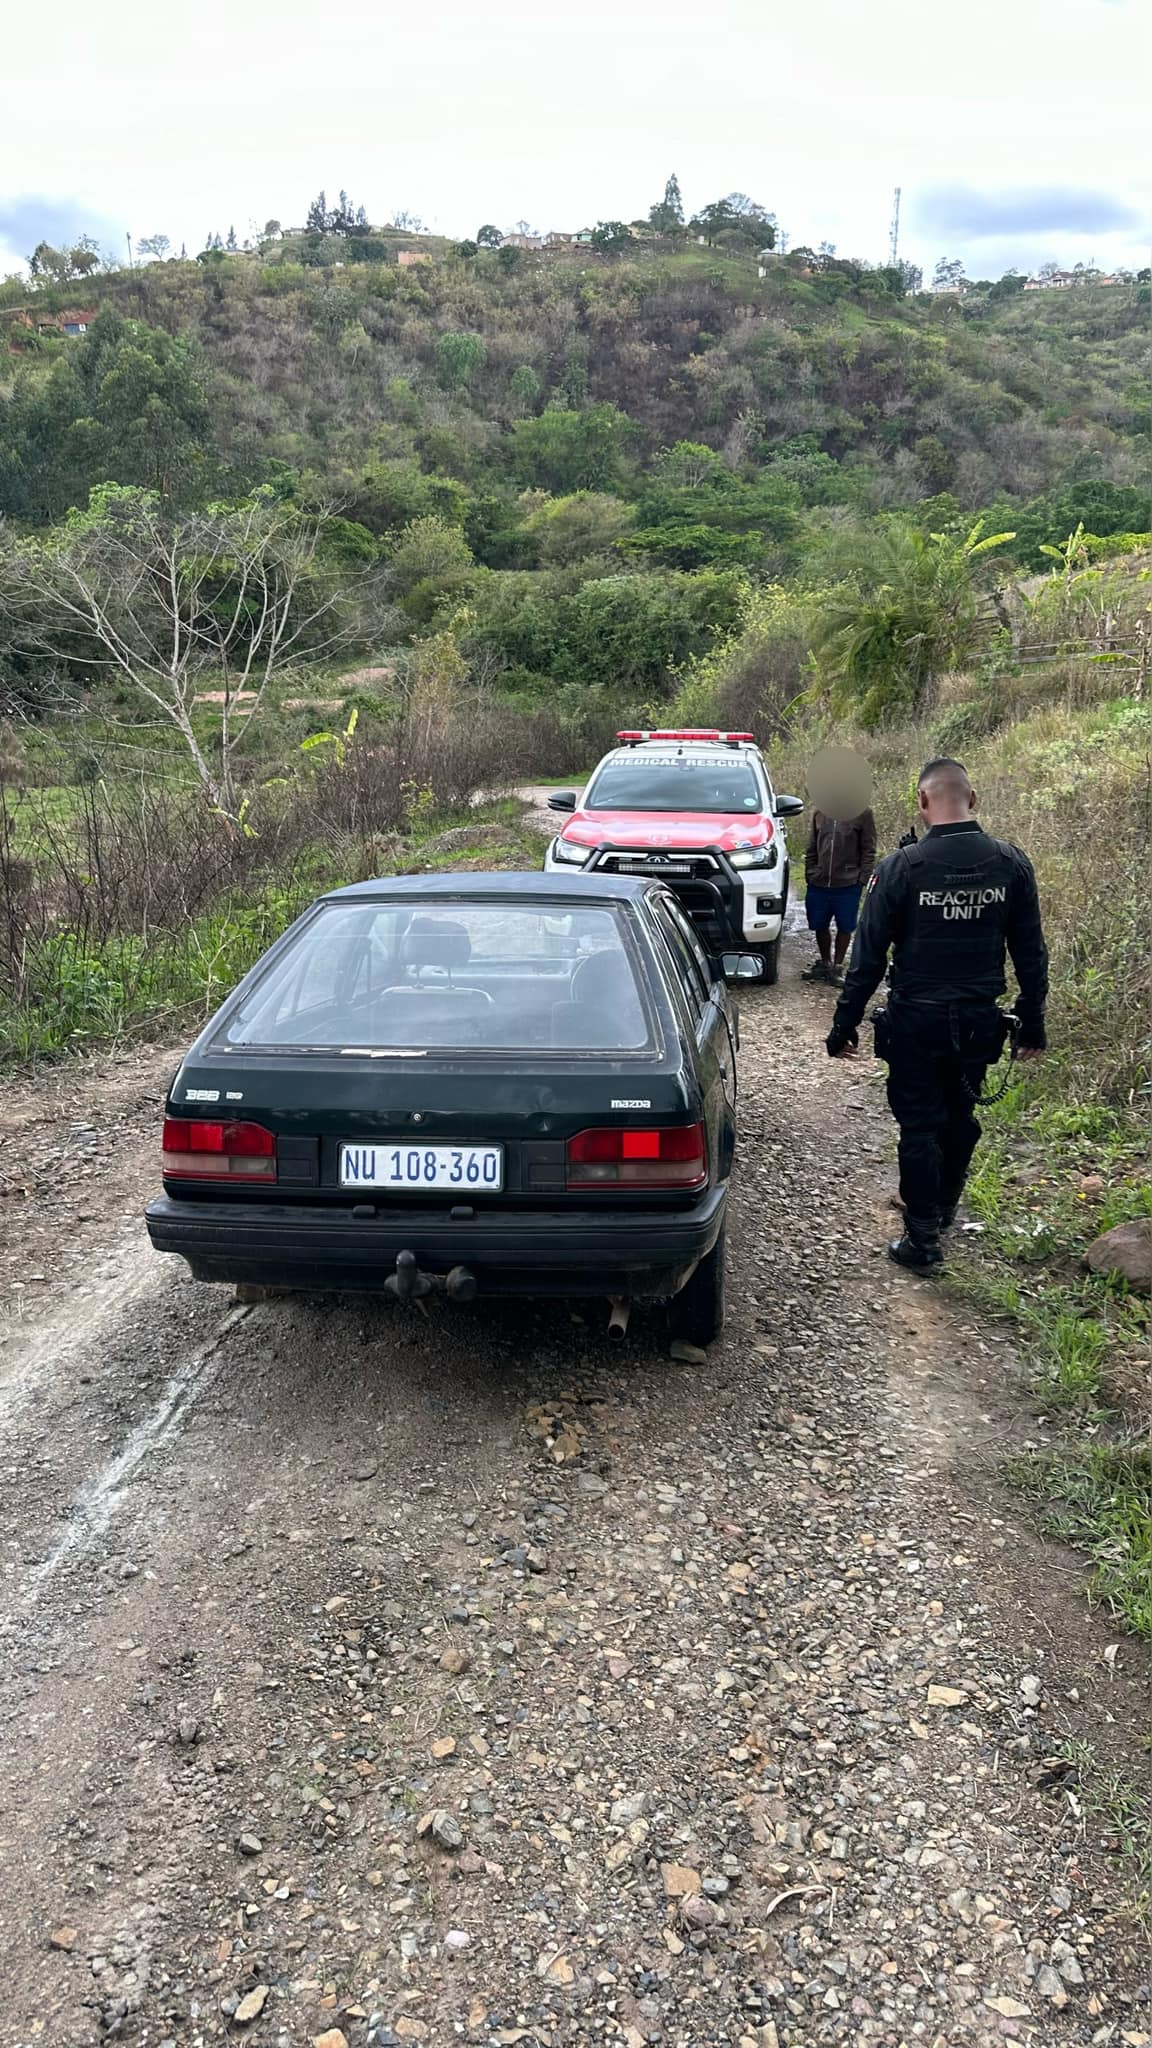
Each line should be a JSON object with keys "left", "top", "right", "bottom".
{"left": 1008, "top": 1443, "right": 1152, "bottom": 1641}
{"left": 1047, "top": 1740, "right": 1152, "bottom": 1912}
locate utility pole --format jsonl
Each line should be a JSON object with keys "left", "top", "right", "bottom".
{"left": 889, "top": 187, "right": 901, "bottom": 267}
{"left": 126, "top": 231, "right": 134, "bottom": 269}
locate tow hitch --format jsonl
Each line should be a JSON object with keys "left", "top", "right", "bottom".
{"left": 383, "top": 1252, "right": 478, "bottom": 1304}
{"left": 384, "top": 1250, "right": 431, "bottom": 1301}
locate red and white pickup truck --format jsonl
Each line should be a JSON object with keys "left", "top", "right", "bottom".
{"left": 543, "top": 731, "right": 805, "bottom": 983}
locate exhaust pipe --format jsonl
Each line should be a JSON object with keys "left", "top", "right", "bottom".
{"left": 606, "top": 1297, "right": 631, "bottom": 1342}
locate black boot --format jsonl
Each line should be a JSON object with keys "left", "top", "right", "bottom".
{"left": 887, "top": 1216, "right": 943, "bottom": 1270}
{"left": 892, "top": 1195, "right": 956, "bottom": 1229}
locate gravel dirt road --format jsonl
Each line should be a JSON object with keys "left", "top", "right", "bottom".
{"left": 1, "top": 931, "right": 1149, "bottom": 2048}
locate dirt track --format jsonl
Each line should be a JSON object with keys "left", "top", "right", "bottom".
{"left": 1, "top": 934, "right": 1149, "bottom": 2048}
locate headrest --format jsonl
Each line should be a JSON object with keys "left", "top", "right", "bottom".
{"left": 402, "top": 916, "right": 472, "bottom": 974}
{"left": 573, "top": 948, "right": 630, "bottom": 1007}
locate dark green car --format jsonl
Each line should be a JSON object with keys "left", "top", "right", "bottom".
{"left": 145, "top": 872, "right": 759, "bottom": 1344}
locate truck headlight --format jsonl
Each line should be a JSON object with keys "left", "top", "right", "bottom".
{"left": 730, "top": 845, "right": 774, "bottom": 869}
{"left": 552, "top": 837, "right": 590, "bottom": 866}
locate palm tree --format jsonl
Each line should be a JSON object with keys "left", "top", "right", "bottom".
{"left": 814, "top": 520, "right": 1015, "bottom": 725}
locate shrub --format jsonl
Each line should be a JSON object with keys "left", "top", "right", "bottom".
{"left": 671, "top": 584, "right": 812, "bottom": 734}
{"left": 522, "top": 491, "right": 634, "bottom": 566}
{"left": 469, "top": 567, "right": 744, "bottom": 690}
{"left": 386, "top": 516, "right": 476, "bottom": 624}
{"left": 506, "top": 404, "right": 638, "bottom": 495}
{"left": 436, "top": 331, "right": 487, "bottom": 389}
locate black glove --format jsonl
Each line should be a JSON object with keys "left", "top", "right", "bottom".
{"left": 1010, "top": 1006, "right": 1047, "bottom": 1052}
{"left": 826, "top": 1021, "right": 858, "bottom": 1058}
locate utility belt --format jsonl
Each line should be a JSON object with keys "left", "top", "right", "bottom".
{"left": 872, "top": 999, "right": 1021, "bottom": 1104}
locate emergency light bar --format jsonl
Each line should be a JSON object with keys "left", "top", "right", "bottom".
{"left": 615, "top": 729, "right": 755, "bottom": 747}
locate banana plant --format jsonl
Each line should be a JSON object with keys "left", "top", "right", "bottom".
{"left": 1037, "top": 524, "right": 1091, "bottom": 584}
{"left": 299, "top": 703, "right": 359, "bottom": 769}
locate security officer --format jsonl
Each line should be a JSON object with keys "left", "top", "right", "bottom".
{"left": 826, "top": 757, "right": 1048, "bottom": 1269}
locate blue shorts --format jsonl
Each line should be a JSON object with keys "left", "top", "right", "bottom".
{"left": 806, "top": 884, "right": 862, "bottom": 934}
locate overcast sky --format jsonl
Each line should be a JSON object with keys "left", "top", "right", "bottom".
{"left": 2, "top": 0, "right": 1149, "bottom": 282}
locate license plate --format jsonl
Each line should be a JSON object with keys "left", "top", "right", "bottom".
{"left": 339, "top": 1143, "right": 504, "bottom": 1192}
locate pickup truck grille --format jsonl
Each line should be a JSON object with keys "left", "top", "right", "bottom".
{"left": 592, "top": 851, "right": 720, "bottom": 880}
{"left": 589, "top": 848, "right": 738, "bottom": 948}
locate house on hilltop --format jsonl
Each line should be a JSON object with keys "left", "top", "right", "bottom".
{"left": 1024, "top": 269, "right": 1122, "bottom": 290}
{"left": 545, "top": 229, "right": 594, "bottom": 249}
{"left": 1, "top": 306, "right": 95, "bottom": 337}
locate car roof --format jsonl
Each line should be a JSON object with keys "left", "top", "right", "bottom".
{"left": 323, "top": 869, "right": 653, "bottom": 903}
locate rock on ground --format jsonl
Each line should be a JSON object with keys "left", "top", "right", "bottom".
{"left": 1084, "top": 1216, "right": 1152, "bottom": 1293}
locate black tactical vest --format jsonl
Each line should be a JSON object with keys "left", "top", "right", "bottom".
{"left": 890, "top": 827, "right": 1020, "bottom": 1005}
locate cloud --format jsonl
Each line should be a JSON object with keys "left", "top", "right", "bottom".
{"left": 0, "top": 192, "right": 124, "bottom": 264}
{"left": 913, "top": 185, "right": 1142, "bottom": 239}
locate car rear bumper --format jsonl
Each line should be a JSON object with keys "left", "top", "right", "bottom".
{"left": 144, "top": 1188, "right": 727, "bottom": 1298}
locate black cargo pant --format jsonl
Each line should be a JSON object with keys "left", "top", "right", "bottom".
{"left": 881, "top": 1000, "right": 1007, "bottom": 1234}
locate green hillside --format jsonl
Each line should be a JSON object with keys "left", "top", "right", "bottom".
{"left": 2, "top": 242, "right": 1147, "bottom": 541}
{"left": 2, "top": 240, "right": 1146, "bottom": 734}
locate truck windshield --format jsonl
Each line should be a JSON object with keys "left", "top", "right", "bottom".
{"left": 586, "top": 756, "right": 762, "bottom": 814}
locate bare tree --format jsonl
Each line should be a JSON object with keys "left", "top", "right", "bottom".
{"left": 137, "top": 233, "right": 171, "bottom": 261}
{"left": 7, "top": 492, "right": 374, "bottom": 819}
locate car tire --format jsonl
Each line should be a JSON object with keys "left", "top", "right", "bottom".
{"left": 670, "top": 1227, "right": 726, "bottom": 1347}
{"left": 755, "top": 937, "right": 780, "bottom": 985}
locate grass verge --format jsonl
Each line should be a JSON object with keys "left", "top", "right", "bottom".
{"left": 1007, "top": 1442, "right": 1152, "bottom": 1638}
{"left": 942, "top": 1081, "right": 1151, "bottom": 1642}
{"left": 1052, "top": 1740, "right": 1152, "bottom": 1916}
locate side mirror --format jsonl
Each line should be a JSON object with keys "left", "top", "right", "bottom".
{"left": 775, "top": 793, "right": 805, "bottom": 817}
{"left": 547, "top": 790, "right": 578, "bottom": 812}
{"left": 720, "top": 951, "right": 765, "bottom": 982}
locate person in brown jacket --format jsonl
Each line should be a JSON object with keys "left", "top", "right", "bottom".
{"left": 802, "top": 807, "right": 877, "bottom": 983}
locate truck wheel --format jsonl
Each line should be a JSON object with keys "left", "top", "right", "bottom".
{"left": 756, "top": 937, "right": 780, "bottom": 985}
{"left": 670, "top": 1228, "right": 726, "bottom": 1347}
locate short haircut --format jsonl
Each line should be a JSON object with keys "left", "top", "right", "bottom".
{"left": 918, "top": 756, "right": 972, "bottom": 799}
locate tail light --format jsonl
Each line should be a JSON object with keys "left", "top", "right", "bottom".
{"left": 566, "top": 1123, "right": 707, "bottom": 1191}
{"left": 162, "top": 1117, "right": 276, "bottom": 1181}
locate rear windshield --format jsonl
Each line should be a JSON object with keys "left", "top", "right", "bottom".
{"left": 218, "top": 901, "right": 652, "bottom": 1052}
{"left": 586, "top": 755, "right": 762, "bottom": 814}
